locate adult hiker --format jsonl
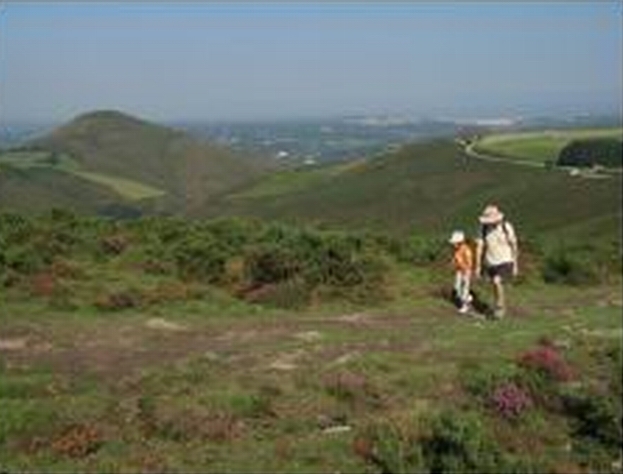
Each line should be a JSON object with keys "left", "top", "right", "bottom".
{"left": 474, "top": 204, "right": 519, "bottom": 319}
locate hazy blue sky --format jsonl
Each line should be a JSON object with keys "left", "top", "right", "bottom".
{"left": 1, "top": 2, "right": 621, "bottom": 123}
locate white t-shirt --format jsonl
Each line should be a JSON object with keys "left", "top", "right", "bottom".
{"left": 477, "top": 221, "right": 517, "bottom": 266}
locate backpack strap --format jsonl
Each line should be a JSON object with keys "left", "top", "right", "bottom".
{"left": 480, "top": 220, "right": 511, "bottom": 245}
{"left": 500, "top": 220, "right": 512, "bottom": 247}
{"left": 481, "top": 220, "right": 514, "bottom": 254}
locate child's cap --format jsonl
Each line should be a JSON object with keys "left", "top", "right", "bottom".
{"left": 449, "top": 230, "right": 465, "bottom": 244}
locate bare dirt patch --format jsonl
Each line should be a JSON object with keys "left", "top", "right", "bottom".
{"left": 0, "top": 307, "right": 425, "bottom": 384}
{"left": 0, "top": 337, "right": 29, "bottom": 350}
{"left": 144, "top": 317, "right": 188, "bottom": 332}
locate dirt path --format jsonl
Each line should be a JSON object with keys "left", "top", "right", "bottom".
{"left": 0, "top": 309, "right": 418, "bottom": 383}
{"left": 1, "top": 285, "right": 620, "bottom": 385}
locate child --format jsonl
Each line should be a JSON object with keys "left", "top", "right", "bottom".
{"left": 449, "top": 230, "right": 474, "bottom": 314}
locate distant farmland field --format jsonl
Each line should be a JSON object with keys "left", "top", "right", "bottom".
{"left": 473, "top": 128, "right": 623, "bottom": 165}
{"left": 0, "top": 150, "right": 165, "bottom": 201}
{"left": 67, "top": 170, "right": 165, "bottom": 200}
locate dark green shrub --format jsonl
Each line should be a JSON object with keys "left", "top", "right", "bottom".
{"left": 0, "top": 213, "right": 397, "bottom": 307}
{"left": 392, "top": 234, "right": 446, "bottom": 265}
{"left": 202, "top": 217, "right": 260, "bottom": 251}
{"left": 562, "top": 389, "right": 622, "bottom": 454}
{"left": 133, "top": 216, "right": 188, "bottom": 247}
{"left": 0, "top": 213, "right": 34, "bottom": 245}
{"left": 0, "top": 215, "right": 48, "bottom": 274}
{"left": 420, "top": 410, "right": 533, "bottom": 474}
{"left": 173, "top": 234, "right": 229, "bottom": 283}
{"left": 241, "top": 278, "right": 311, "bottom": 309}
{"left": 355, "top": 417, "right": 425, "bottom": 474}
{"left": 605, "top": 345, "right": 623, "bottom": 399}
{"left": 557, "top": 138, "right": 622, "bottom": 168}
{"left": 241, "top": 226, "right": 392, "bottom": 305}
{"left": 95, "top": 289, "right": 142, "bottom": 311}
{"left": 2, "top": 245, "right": 47, "bottom": 274}
{"left": 461, "top": 362, "right": 519, "bottom": 398}
{"left": 244, "top": 243, "right": 302, "bottom": 285}
{"left": 100, "top": 233, "right": 130, "bottom": 255}
{"left": 307, "top": 235, "right": 390, "bottom": 289}
{"left": 541, "top": 248, "right": 600, "bottom": 285}
{"left": 322, "top": 242, "right": 365, "bottom": 286}
{"left": 1, "top": 211, "right": 90, "bottom": 274}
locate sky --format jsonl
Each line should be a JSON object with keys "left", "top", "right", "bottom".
{"left": 1, "top": 2, "right": 622, "bottom": 123}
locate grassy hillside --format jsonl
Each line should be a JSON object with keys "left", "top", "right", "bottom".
{"left": 12, "top": 110, "right": 270, "bottom": 214}
{"left": 1, "top": 125, "right": 620, "bottom": 472}
{"left": 0, "top": 149, "right": 165, "bottom": 201}
{"left": 0, "top": 212, "right": 620, "bottom": 472}
{"left": 0, "top": 165, "right": 128, "bottom": 214}
{"left": 205, "top": 140, "right": 622, "bottom": 248}
{"left": 472, "top": 128, "right": 623, "bottom": 165}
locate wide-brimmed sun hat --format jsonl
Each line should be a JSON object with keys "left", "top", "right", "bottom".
{"left": 449, "top": 230, "right": 465, "bottom": 244}
{"left": 479, "top": 204, "right": 504, "bottom": 224}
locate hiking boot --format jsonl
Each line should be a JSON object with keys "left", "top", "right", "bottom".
{"left": 493, "top": 307, "right": 506, "bottom": 319}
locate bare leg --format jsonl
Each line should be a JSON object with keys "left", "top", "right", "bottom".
{"left": 492, "top": 275, "right": 505, "bottom": 317}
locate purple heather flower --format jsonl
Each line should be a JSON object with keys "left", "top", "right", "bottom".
{"left": 490, "top": 382, "right": 532, "bottom": 419}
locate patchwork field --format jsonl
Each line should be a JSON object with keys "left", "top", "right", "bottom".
{"left": 0, "top": 150, "right": 165, "bottom": 201}
{"left": 471, "top": 128, "right": 623, "bottom": 165}
{"left": 67, "top": 171, "right": 166, "bottom": 201}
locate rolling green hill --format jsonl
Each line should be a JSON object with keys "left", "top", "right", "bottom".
{"left": 0, "top": 136, "right": 620, "bottom": 473}
{"left": 205, "top": 140, "right": 622, "bottom": 245}
{"left": 2, "top": 115, "right": 620, "bottom": 253}
{"left": 0, "top": 110, "right": 269, "bottom": 215}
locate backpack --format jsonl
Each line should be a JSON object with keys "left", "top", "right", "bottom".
{"left": 481, "top": 219, "right": 512, "bottom": 239}
{"left": 480, "top": 220, "right": 513, "bottom": 257}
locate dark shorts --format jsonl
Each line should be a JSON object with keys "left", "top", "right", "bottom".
{"left": 485, "top": 262, "right": 514, "bottom": 280}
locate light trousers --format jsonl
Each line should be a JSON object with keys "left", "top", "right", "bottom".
{"left": 454, "top": 271, "right": 471, "bottom": 306}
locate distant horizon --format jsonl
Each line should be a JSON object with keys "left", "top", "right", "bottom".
{"left": 2, "top": 2, "right": 621, "bottom": 125}
{"left": 2, "top": 96, "right": 621, "bottom": 127}
{"left": 2, "top": 105, "right": 622, "bottom": 128}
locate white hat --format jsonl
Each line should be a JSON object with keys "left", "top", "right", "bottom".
{"left": 449, "top": 230, "right": 465, "bottom": 244}
{"left": 479, "top": 204, "right": 504, "bottom": 224}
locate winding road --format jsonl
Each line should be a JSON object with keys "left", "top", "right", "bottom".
{"left": 457, "top": 138, "right": 616, "bottom": 179}
{"left": 459, "top": 139, "right": 545, "bottom": 168}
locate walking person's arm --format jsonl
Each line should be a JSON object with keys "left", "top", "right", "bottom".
{"left": 512, "top": 240, "right": 519, "bottom": 276}
{"left": 506, "top": 223, "right": 519, "bottom": 276}
{"left": 474, "top": 238, "right": 484, "bottom": 279}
